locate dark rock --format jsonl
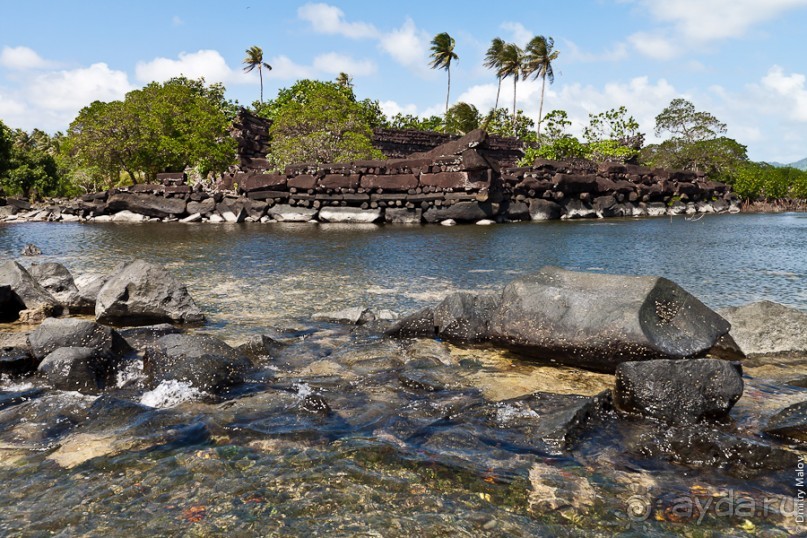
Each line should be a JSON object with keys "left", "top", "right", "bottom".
{"left": 21, "top": 243, "right": 42, "bottom": 256}
{"left": 413, "top": 129, "right": 488, "bottom": 159}
{"left": 237, "top": 334, "right": 280, "bottom": 360}
{"left": 420, "top": 171, "right": 491, "bottom": 190}
{"left": 312, "top": 306, "right": 368, "bottom": 325}
{"left": 487, "top": 267, "right": 732, "bottom": 372}
{"left": 384, "top": 308, "right": 436, "bottom": 338}
{"left": 95, "top": 260, "right": 205, "bottom": 325}
{"left": 384, "top": 208, "right": 422, "bottom": 224}
{"left": 553, "top": 173, "right": 598, "bottom": 194}
{"left": 764, "top": 401, "right": 807, "bottom": 444}
{"left": 0, "top": 261, "right": 62, "bottom": 318}
{"left": 0, "top": 285, "right": 25, "bottom": 322}
{"left": 106, "top": 193, "right": 187, "bottom": 219}
{"left": 0, "top": 346, "right": 36, "bottom": 376}
{"left": 37, "top": 346, "right": 113, "bottom": 393}
{"left": 360, "top": 174, "right": 419, "bottom": 191}
{"left": 528, "top": 199, "right": 561, "bottom": 221}
{"left": 0, "top": 388, "right": 44, "bottom": 411}
{"left": 422, "top": 202, "right": 498, "bottom": 223}
{"left": 186, "top": 198, "right": 216, "bottom": 216}
{"left": 240, "top": 173, "right": 287, "bottom": 192}
{"left": 432, "top": 292, "right": 500, "bottom": 342}
{"left": 144, "top": 334, "right": 251, "bottom": 393}
{"left": 28, "top": 262, "right": 93, "bottom": 314}
{"left": 614, "top": 359, "right": 743, "bottom": 424}
{"left": 503, "top": 200, "right": 530, "bottom": 221}
{"left": 116, "top": 324, "right": 182, "bottom": 353}
{"left": 28, "top": 317, "right": 130, "bottom": 361}
{"left": 718, "top": 301, "right": 807, "bottom": 360}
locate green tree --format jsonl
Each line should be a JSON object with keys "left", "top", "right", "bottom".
{"left": 654, "top": 98, "right": 727, "bottom": 143}
{"left": 523, "top": 35, "right": 559, "bottom": 137}
{"left": 384, "top": 113, "right": 444, "bottom": 131}
{"left": 243, "top": 45, "right": 272, "bottom": 104}
{"left": 429, "top": 32, "right": 459, "bottom": 115}
{"left": 0, "top": 120, "right": 12, "bottom": 180}
{"left": 483, "top": 37, "right": 506, "bottom": 112}
{"left": 0, "top": 127, "right": 64, "bottom": 199}
{"left": 582, "top": 106, "right": 643, "bottom": 163}
{"left": 539, "top": 109, "right": 571, "bottom": 142}
{"left": 482, "top": 107, "right": 536, "bottom": 141}
{"left": 444, "top": 102, "right": 481, "bottom": 135}
{"left": 267, "top": 79, "right": 384, "bottom": 168}
{"left": 497, "top": 42, "right": 524, "bottom": 135}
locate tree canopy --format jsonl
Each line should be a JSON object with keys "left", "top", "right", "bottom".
{"left": 267, "top": 80, "right": 384, "bottom": 168}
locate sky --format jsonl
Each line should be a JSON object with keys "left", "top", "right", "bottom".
{"left": 1, "top": 0, "right": 806, "bottom": 163}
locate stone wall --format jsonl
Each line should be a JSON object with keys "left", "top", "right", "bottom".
{"left": 229, "top": 108, "right": 272, "bottom": 172}
{"left": 1, "top": 129, "right": 740, "bottom": 225}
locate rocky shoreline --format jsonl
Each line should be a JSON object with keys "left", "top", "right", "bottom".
{"left": 1, "top": 130, "right": 750, "bottom": 226}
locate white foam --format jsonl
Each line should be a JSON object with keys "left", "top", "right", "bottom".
{"left": 140, "top": 380, "right": 206, "bottom": 409}
{"left": 115, "top": 359, "right": 145, "bottom": 388}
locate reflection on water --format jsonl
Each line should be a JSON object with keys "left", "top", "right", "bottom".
{"left": 1, "top": 214, "right": 805, "bottom": 339}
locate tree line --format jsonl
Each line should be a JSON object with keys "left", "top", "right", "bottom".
{"left": 1, "top": 42, "right": 805, "bottom": 202}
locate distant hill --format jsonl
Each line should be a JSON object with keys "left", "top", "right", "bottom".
{"left": 766, "top": 157, "right": 807, "bottom": 170}
{"left": 789, "top": 157, "right": 807, "bottom": 171}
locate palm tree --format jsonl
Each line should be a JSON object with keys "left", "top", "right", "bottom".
{"left": 429, "top": 32, "right": 459, "bottom": 115}
{"left": 336, "top": 72, "right": 353, "bottom": 89}
{"left": 497, "top": 42, "right": 524, "bottom": 136}
{"left": 483, "top": 37, "right": 506, "bottom": 112}
{"left": 524, "top": 36, "right": 559, "bottom": 138}
{"left": 242, "top": 45, "right": 272, "bottom": 103}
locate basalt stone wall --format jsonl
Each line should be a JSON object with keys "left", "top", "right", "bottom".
{"left": 2, "top": 130, "right": 740, "bottom": 225}
{"left": 229, "top": 108, "right": 272, "bottom": 172}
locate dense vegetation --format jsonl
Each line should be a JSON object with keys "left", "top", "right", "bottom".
{"left": 1, "top": 39, "right": 805, "bottom": 202}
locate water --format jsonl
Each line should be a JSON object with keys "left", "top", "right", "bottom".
{"left": 1, "top": 213, "right": 805, "bottom": 339}
{"left": 0, "top": 214, "right": 806, "bottom": 536}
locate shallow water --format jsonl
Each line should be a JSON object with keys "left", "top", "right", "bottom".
{"left": 1, "top": 214, "right": 806, "bottom": 536}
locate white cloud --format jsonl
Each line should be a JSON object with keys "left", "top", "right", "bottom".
{"left": 268, "top": 55, "right": 316, "bottom": 80}
{"left": 760, "top": 65, "right": 807, "bottom": 121}
{"left": 627, "top": 32, "right": 677, "bottom": 60}
{"left": 312, "top": 53, "right": 376, "bottom": 76}
{"left": 499, "top": 22, "right": 533, "bottom": 46}
{"left": 633, "top": 0, "right": 807, "bottom": 41}
{"left": 135, "top": 49, "right": 236, "bottom": 84}
{"left": 379, "top": 100, "right": 418, "bottom": 117}
{"left": 0, "top": 93, "right": 26, "bottom": 116}
{"left": 378, "top": 17, "right": 430, "bottom": 70}
{"left": 297, "top": 3, "right": 379, "bottom": 39}
{"left": 28, "top": 63, "right": 132, "bottom": 111}
{"left": 0, "top": 46, "right": 50, "bottom": 70}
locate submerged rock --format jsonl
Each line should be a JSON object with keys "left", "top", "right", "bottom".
{"left": 95, "top": 260, "right": 205, "bottom": 325}
{"left": 312, "top": 306, "right": 368, "bottom": 325}
{"left": 432, "top": 292, "right": 500, "bottom": 342}
{"left": 719, "top": 301, "right": 807, "bottom": 360}
{"left": 144, "top": 334, "right": 251, "bottom": 393}
{"left": 21, "top": 243, "right": 42, "bottom": 256}
{"left": 764, "top": 401, "right": 807, "bottom": 444}
{"left": 614, "top": 359, "right": 744, "bottom": 424}
{"left": 0, "top": 346, "right": 36, "bottom": 376}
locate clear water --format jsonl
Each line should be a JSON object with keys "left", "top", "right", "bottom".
{"left": 0, "top": 214, "right": 805, "bottom": 537}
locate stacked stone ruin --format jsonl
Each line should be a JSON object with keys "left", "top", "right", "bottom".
{"left": 1, "top": 129, "right": 739, "bottom": 225}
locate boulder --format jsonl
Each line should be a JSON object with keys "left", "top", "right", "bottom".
{"left": 27, "top": 317, "right": 130, "bottom": 361}
{"left": 0, "top": 284, "right": 25, "bottom": 322}
{"left": 21, "top": 244, "right": 42, "bottom": 256}
{"left": 384, "top": 208, "right": 422, "bottom": 224}
{"left": 267, "top": 205, "right": 318, "bottom": 222}
{"left": 763, "top": 401, "right": 807, "bottom": 444}
{"left": 318, "top": 207, "right": 382, "bottom": 224}
{"left": 528, "top": 199, "right": 561, "bottom": 221}
{"left": 110, "top": 210, "right": 147, "bottom": 223}
{"left": 74, "top": 270, "right": 117, "bottom": 308}
{"left": 385, "top": 308, "right": 436, "bottom": 338}
{"left": 37, "top": 346, "right": 114, "bottom": 393}
{"left": 115, "top": 324, "right": 182, "bottom": 353}
{"left": 106, "top": 193, "right": 187, "bottom": 219}
{"left": 95, "top": 260, "right": 205, "bottom": 325}
{"left": 0, "top": 260, "right": 62, "bottom": 318}
{"left": 143, "top": 334, "right": 252, "bottom": 393}
{"left": 312, "top": 306, "right": 369, "bottom": 325}
{"left": 614, "top": 359, "right": 743, "bottom": 424}
{"left": 432, "top": 292, "right": 500, "bottom": 342}
{"left": 422, "top": 202, "right": 498, "bottom": 223}
{"left": 718, "top": 301, "right": 807, "bottom": 359}
{"left": 487, "top": 267, "right": 732, "bottom": 372}
{"left": 28, "top": 262, "right": 93, "bottom": 314}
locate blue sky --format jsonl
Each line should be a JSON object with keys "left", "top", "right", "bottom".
{"left": 1, "top": 0, "right": 806, "bottom": 162}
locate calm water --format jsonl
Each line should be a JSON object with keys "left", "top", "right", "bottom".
{"left": 1, "top": 213, "right": 805, "bottom": 339}
{"left": 1, "top": 214, "right": 805, "bottom": 537}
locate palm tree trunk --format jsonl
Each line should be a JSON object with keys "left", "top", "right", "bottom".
{"left": 259, "top": 66, "right": 264, "bottom": 103}
{"left": 537, "top": 74, "right": 547, "bottom": 138}
{"left": 445, "top": 67, "right": 451, "bottom": 115}
{"left": 512, "top": 77, "right": 518, "bottom": 136}
{"left": 494, "top": 77, "right": 502, "bottom": 111}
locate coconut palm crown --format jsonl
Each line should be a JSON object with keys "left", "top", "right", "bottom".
{"left": 429, "top": 32, "right": 459, "bottom": 115}
{"left": 243, "top": 45, "right": 272, "bottom": 103}
{"left": 497, "top": 42, "right": 524, "bottom": 135}
{"left": 484, "top": 37, "right": 506, "bottom": 112}
{"left": 524, "top": 36, "right": 559, "bottom": 137}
